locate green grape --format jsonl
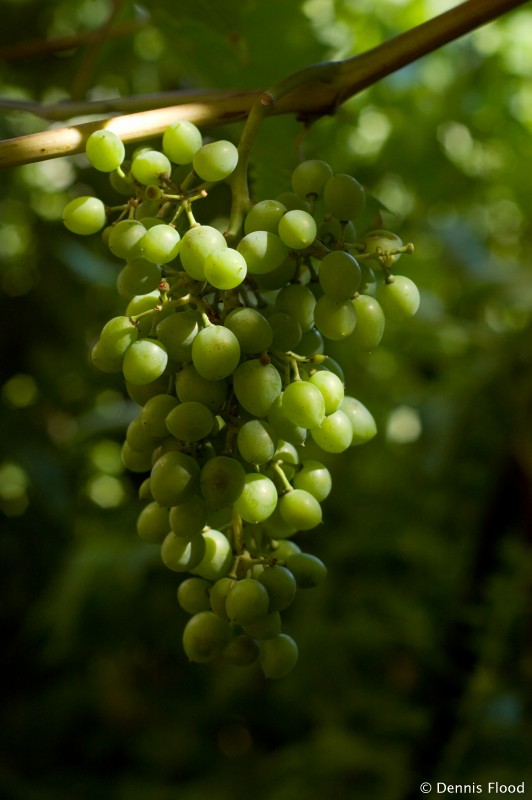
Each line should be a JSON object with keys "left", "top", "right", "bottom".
{"left": 359, "top": 263, "right": 378, "bottom": 295}
{"left": 193, "top": 140, "right": 238, "bottom": 182}
{"left": 182, "top": 610, "right": 231, "bottom": 663}
{"left": 169, "top": 494, "right": 208, "bottom": 540}
{"left": 180, "top": 225, "right": 227, "bottom": 281}
{"left": 278, "top": 210, "right": 317, "bottom": 250}
{"left": 122, "top": 338, "right": 168, "bottom": 385}
{"left": 177, "top": 576, "right": 212, "bottom": 614}
{"left": 224, "top": 307, "right": 273, "bottom": 354}
{"left": 161, "top": 531, "right": 206, "bottom": 572}
{"left": 90, "top": 341, "right": 122, "bottom": 374}
{"left": 293, "top": 460, "right": 332, "bottom": 501}
{"left": 281, "top": 380, "right": 326, "bottom": 429}
{"left": 310, "top": 409, "right": 353, "bottom": 453}
{"left": 376, "top": 275, "right": 420, "bottom": 321}
{"left": 274, "top": 284, "right": 316, "bottom": 332}
{"left": 200, "top": 455, "right": 245, "bottom": 509}
{"left": 291, "top": 159, "right": 333, "bottom": 198}
{"left": 279, "top": 489, "right": 322, "bottom": 531}
{"left": 258, "top": 565, "right": 297, "bottom": 612}
{"left": 350, "top": 294, "right": 386, "bottom": 350}
{"left": 276, "top": 192, "right": 311, "bottom": 212}
{"left": 139, "top": 224, "right": 181, "bottom": 264}
{"left": 260, "top": 634, "right": 298, "bottom": 679}
{"left": 85, "top": 129, "right": 125, "bottom": 172}
{"left": 271, "top": 539, "right": 301, "bottom": 560}
{"left": 243, "top": 611, "right": 282, "bottom": 640}
{"left": 237, "top": 231, "right": 288, "bottom": 275}
{"left": 63, "top": 195, "right": 106, "bottom": 235}
{"left": 209, "top": 576, "right": 235, "bottom": 619}
{"left": 96, "top": 315, "right": 138, "bottom": 370}
{"left": 261, "top": 505, "right": 298, "bottom": 539}
{"left": 175, "top": 364, "right": 228, "bottom": 412}
{"left": 162, "top": 120, "right": 203, "bottom": 165}
{"left": 267, "top": 395, "right": 307, "bottom": 447}
{"left": 131, "top": 149, "right": 172, "bottom": 185}
{"left": 234, "top": 473, "right": 278, "bottom": 523}
{"left": 268, "top": 312, "right": 302, "bottom": 351}
{"left": 323, "top": 173, "right": 366, "bottom": 221}
{"left": 286, "top": 552, "right": 327, "bottom": 588}
{"left": 340, "top": 396, "right": 377, "bottom": 445}
{"left": 191, "top": 529, "right": 233, "bottom": 581}
{"left": 244, "top": 199, "right": 286, "bottom": 234}
{"left": 233, "top": 359, "right": 282, "bottom": 417}
{"left": 225, "top": 578, "right": 270, "bottom": 625}
{"left": 116, "top": 258, "right": 161, "bottom": 300}
{"left": 254, "top": 257, "right": 296, "bottom": 290}
{"left": 126, "top": 290, "right": 161, "bottom": 336}
{"left": 156, "top": 311, "right": 200, "bottom": 363}
{"left": 298, "top": 327, "right": 324, "bottom": 356}
{"left": 204, "top": 247, "right": 247, "bottom": 290}
{"left": 121, "top": 441, "right": 153, "bottom": 473}
{"left": 223, "top": 635, "right": 260, "bottom": 666}
{"left": 150, "top": 451, "right": 200, "bottom": 507}
{"left": 309, "top": 370, "right": 344, "bottom": 414}
{"left": 126, "top": 375, "right": 170, "bottom": 406}
{"left": 138, "top": 478, "right": 153, "bottom": 500}
{"left": 136, "top": 500, "right": 170, "bottom": 544}
{"left": 237, "top": 419, "right": 277, "bottom": 465}
{"left": 140, "top": 394, "right": 179, "bottom": 437}
{"left": 192, "top": 325, "right": 241, "bottom": 381}
{"left": 318, "top": 250, "right": 361, "bottom": 301}
{"left": 361, "top": 229, "right": 403, "bottom": 264}
{"left": 108, "top": 220, "right": 146, "bottom": 260}
{"left": 272, "top": 439, "right": 299, "bottom": 466}
{"left": 314, "top": 295, "right": 356, "bottom": 340}
{"left": 166, "top": 401, "right": 214, "bottom": 442}
{"left": 126, "top": 416, "right": 160, "bottom": 451}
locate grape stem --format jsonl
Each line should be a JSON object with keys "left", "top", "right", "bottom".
{"left": 226, "top": 95, "right": 273, "bottom": 244}
{"left": 0, "top": 0, "right": 526, "bottom": 169}
{"left": 271, "top": 462, "right": 294, "bottom": 494}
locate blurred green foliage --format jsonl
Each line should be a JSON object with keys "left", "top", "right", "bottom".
{"left": 1, "top": 1, "right": 531, "bottom": 798}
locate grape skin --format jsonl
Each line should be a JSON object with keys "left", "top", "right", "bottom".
{"left": 190, "top": 529, "right": 233, "bottom": 582}
{"left": 282, "top": 381, "right": 326, "bottom": 430}
{"left": 85, "top": 130, "right": 125, "bottom": 172}
{"left": 376, "top": 275, "right": 420, "bottom": 321}
{"left": 193, "top": 140, "right": 238, "bottom": 182}
{"left": 182, "top": 611, "right": 231, "bottom": 663}
{"left": 192, "top": 325, "right": 241, "bottom": 381}
{"left": 163, "top": 120, "right": 203, "bottom": 165}
{"left": 233, "top": 360, "right": 282, "bottom": 417}
{"left": 122, "top": 339, "right": 168, "bottom": 385}
{"left": 278, "top": 209, "right": 317, "bottom": 250}
{"left": 291, "top": 159, "right": 333, "bottom": 198}
{"left": 234, "top": 473, "right": 278, "bottom": 523}
{"left": 260, "top": 634, "right": 299, "bottom": 679}
{"left": 63, "top": 196, "right": 106, "bottom": 235}
{"left": 279, "top": 489, "right": 323, "bottom": 531}
{"left": 150, "top": 451, "right": 200, "bottom": 507}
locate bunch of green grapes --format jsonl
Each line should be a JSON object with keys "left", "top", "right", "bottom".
{"left": 62, "top": 121, "right": 418, "bottom": 679}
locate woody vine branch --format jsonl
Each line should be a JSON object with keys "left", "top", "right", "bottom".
{"left": 0, "top": 0, "right": 527, "bottom": 170}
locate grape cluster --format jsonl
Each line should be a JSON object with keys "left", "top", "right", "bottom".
{"left": 63, "top": 121, "right": 418, "bottom": 679}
